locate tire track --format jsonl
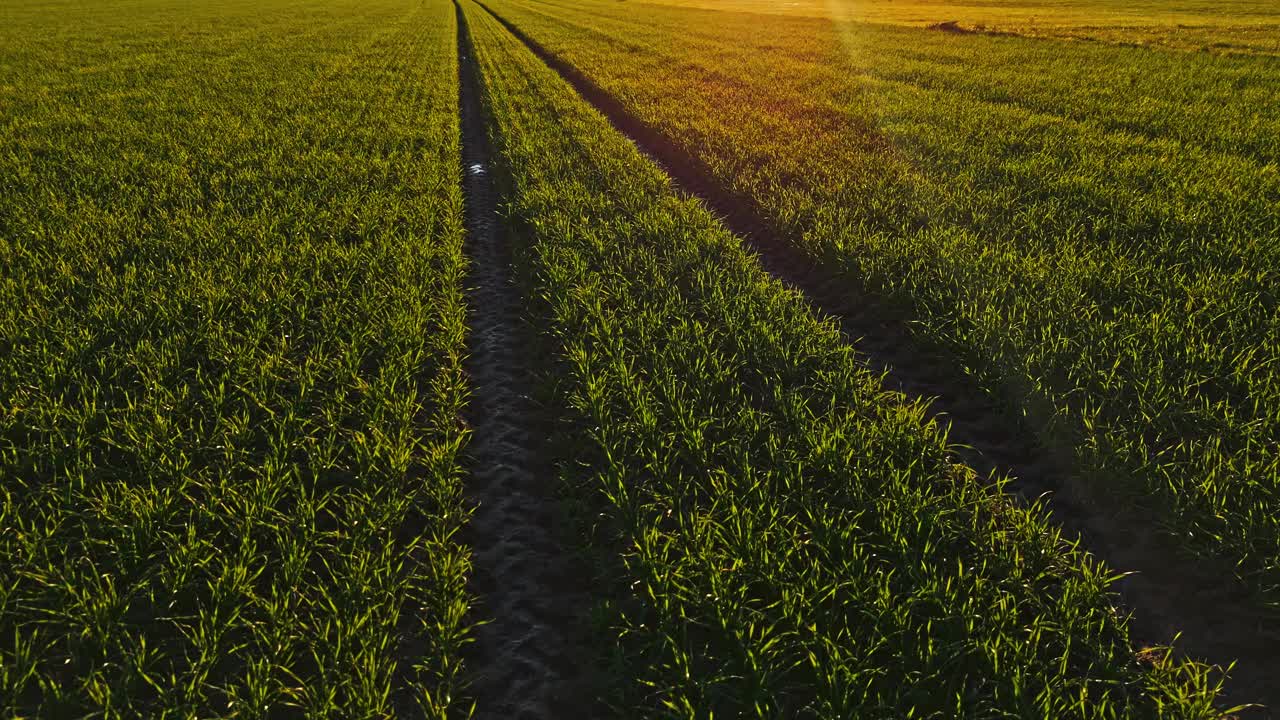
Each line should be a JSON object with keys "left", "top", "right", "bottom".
{"left": 455, "top": 5, "right": 596, "bottom": 718}
{"left": 470, "top": 2, "right": 1279, "bottom": 714}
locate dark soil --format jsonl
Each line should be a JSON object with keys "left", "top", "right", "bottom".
{"left": 927, "top": 20, "right": 972, "bottom": 33}
{"left": 455, "top": 5, "right": 599, "bottom": 718}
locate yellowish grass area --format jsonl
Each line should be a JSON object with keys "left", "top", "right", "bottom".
{"left": 635, "top": 0, "right": 1280, "bottom": 54}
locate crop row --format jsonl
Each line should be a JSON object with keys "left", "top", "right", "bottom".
{"left": 457, "top": 0, "right": 1227, "bottom": 715}
{"left": 473, "top": 0, "right": 1280, "bottom": 598}
{"left": 0, "top": 0, "right": 471, "bottom": 716}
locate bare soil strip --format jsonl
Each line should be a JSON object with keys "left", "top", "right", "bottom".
{"left": 455, "top": 6, "right": 596, "bottom": 718}
{"left": 473, "top": 2, "right": 1279, "bottom": 713}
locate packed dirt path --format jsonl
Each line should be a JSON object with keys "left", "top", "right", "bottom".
{"left": 473, "top": 2, "right": 1279, "bottom": 714}
{"left": 455, "top": 6, "right": 597, "bottom": 718}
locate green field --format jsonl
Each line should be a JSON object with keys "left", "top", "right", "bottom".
{"left": 2, "top": 0, "right": 1277, "bottom": 716}
{"left": 1, "top": 0, "right": 470, "bottom": 715}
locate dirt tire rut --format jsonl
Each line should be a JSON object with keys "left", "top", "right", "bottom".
{"left": 456, "top": 6, "right": 597, "bottom": 718}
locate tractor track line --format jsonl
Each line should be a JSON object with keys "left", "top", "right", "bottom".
{"left": 472, "top": 1, "right": 1279, "bottom": 713}
{"left": 455, "top": 5, "right": 596, "bottom": 718}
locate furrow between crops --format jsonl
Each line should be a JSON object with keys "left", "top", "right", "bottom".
{"left": 472, "top": 2, "right": 1280, "bottom": 713}
{"left": 455, "top": 6, "right": 596, "bottom": 718}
